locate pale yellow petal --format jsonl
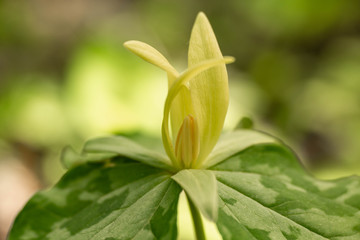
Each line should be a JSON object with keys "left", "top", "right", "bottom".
{"left": 124, "top": 40, "right": 178, "bottom": 85}
{"left": 124, "top": 40, "right": 186, "bottom": 142}
{"left": 170, "top": 85, "right": 194, "bottom": 140}
{"left": 187, "top": 12, "right": 230, "bottom": 166}
{"left": 162, "top": 57, "right": 234, "bottom": 168}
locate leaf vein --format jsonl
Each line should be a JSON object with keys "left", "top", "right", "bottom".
{"left": 217, "top": 180, "right": 328, "bottom": 239}
{"left": 88, "top": 176, "right": 171, "bottom": 240}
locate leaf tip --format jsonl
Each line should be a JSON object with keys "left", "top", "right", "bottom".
{"left": 235, "top": 117, "right": 254, "bottom": 130}
{"left": 60, "top": 145, "right": 81, "bottom": 169}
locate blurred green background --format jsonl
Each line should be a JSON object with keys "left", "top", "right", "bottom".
{"left": 1, "top": 0, "right": 360, "bottom": 239}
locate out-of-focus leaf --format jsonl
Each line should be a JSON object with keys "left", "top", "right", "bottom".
{"left": 60, "top": 146, "right": 116, "bottom": 169}
{"left": 235, "top": 117, "right": 254, "bottom": 130}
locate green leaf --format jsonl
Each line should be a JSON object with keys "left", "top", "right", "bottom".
{"left": 235, "top": 116, "right": 254, "bottom": 130}
{"left": 210, "top": 143, "right": 360, "bottom": 240}
{"left": 61, "top": 146, "right": 117, "bottom": 169}
{"left": 83, "top": 136, "right": 173, "bottom": 171}
{"left": 10, "top": 130, "right": 360, "bottom": 240}
{"left": 203, "top": 129, "right": 278, "bottom": 169}
{"left": 9, "top": 157, "right": 182, "bottom": 240}
{"left": 172, "top": 169, "right": 218, "bottom": 221}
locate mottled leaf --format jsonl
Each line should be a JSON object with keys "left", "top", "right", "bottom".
{"left": 172, "top": 169, "right": 218, "bottom": 221}
{"left": 61, "top": 146, "right": 116, "bottom": 169}
{"left": 9, "top": 130, "right": 360, "bottom": 240}
{"left": 211, "top": 144, "right": 360, "bottom": 240}
{"left": 84, "top": 136, "right": 173, "bottom": 171}
{"left": 203, "top": 129, "right": 278, "bottom": 169}
{"left": 9, "top": 157, "right": 181, "bottom": 240}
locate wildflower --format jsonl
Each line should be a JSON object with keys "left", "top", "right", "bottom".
{"left": 124, "top": 12, "right": 234, "bottom": 170}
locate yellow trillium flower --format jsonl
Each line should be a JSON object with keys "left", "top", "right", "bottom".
{"left": 124, "top": 12, "right": 234, "bottom": 170}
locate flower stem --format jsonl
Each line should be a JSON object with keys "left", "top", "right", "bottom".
{"left": 186, "top": 194, "right": 206, "bottom": 240}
